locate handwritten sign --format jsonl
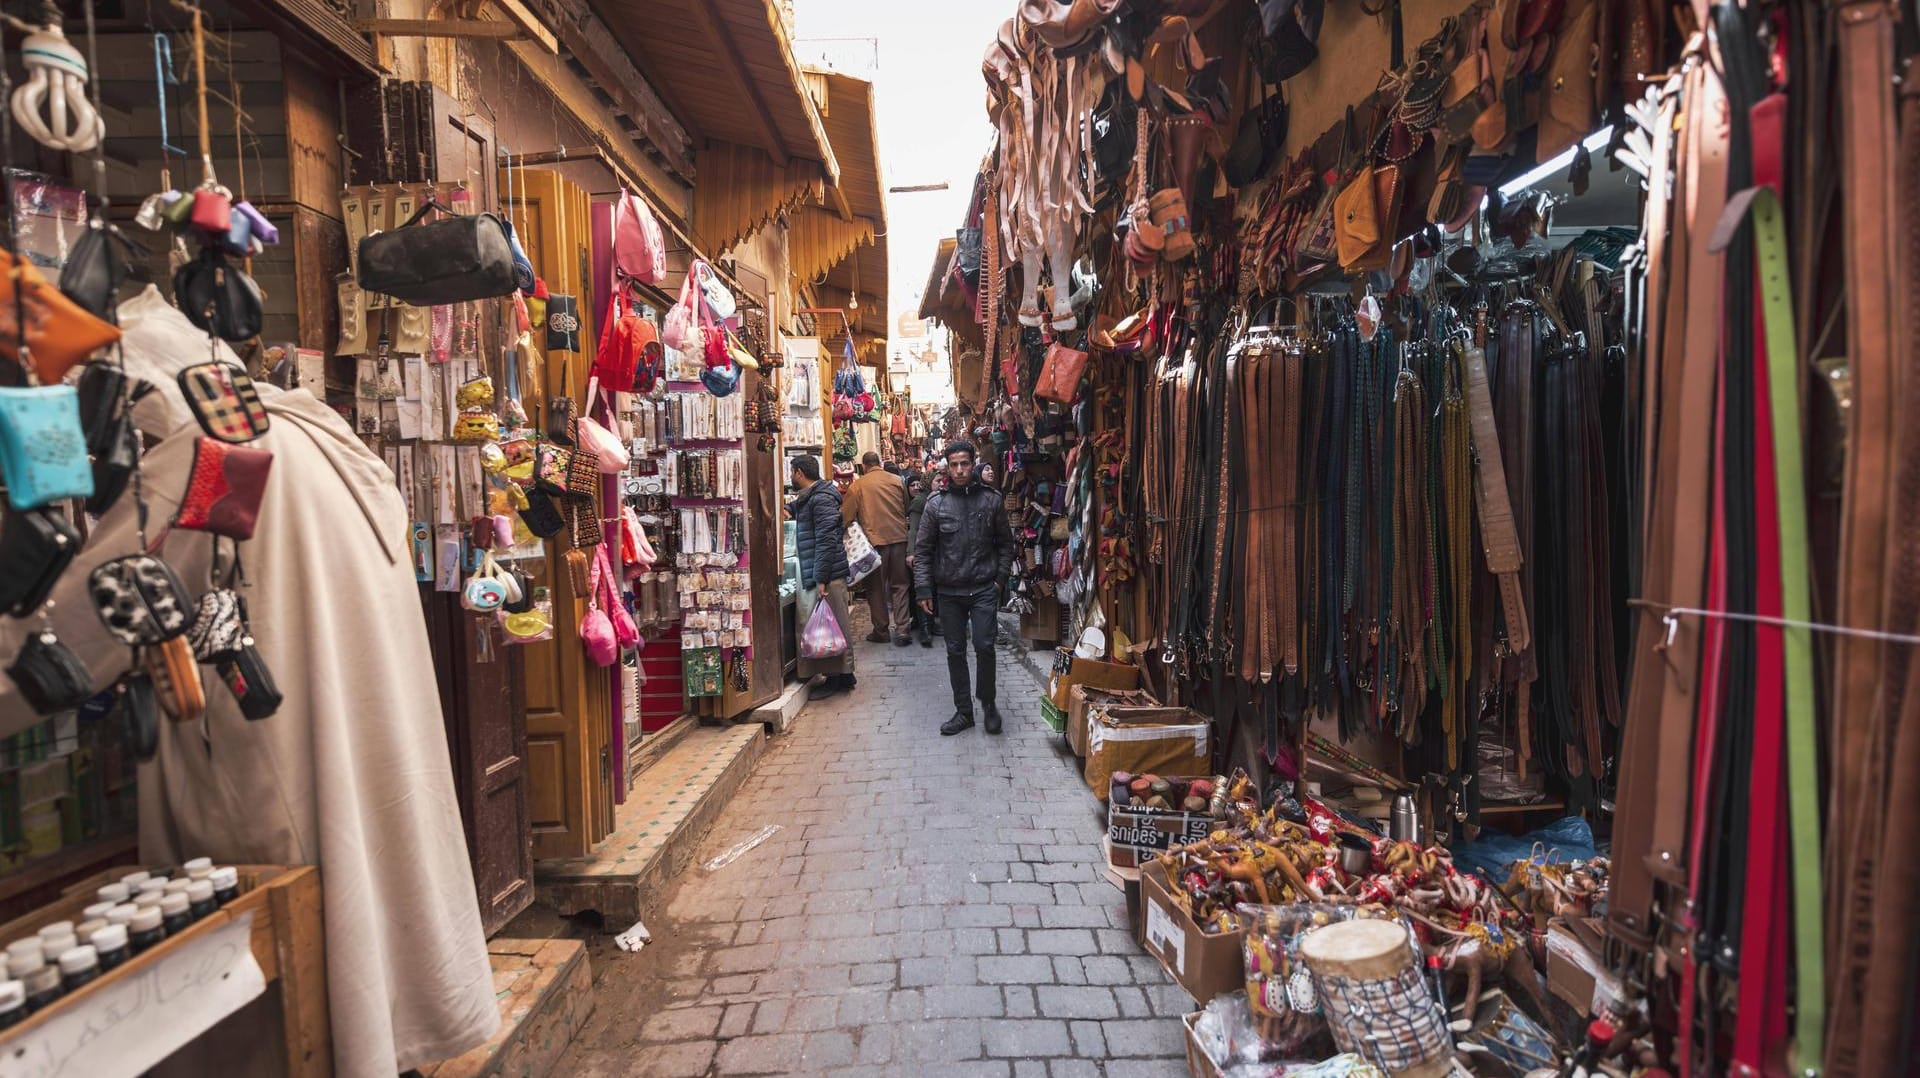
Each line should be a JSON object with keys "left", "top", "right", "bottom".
{"left": 0, "top": 913, "right": 265, "bottom": 1078}
{"left": 1145, "top": 898, "right": 1186, "bottom": 974}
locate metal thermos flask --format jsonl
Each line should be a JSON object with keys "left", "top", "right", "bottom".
{"left": 1390, "top": 794, "right": 1421, "bottom": 842}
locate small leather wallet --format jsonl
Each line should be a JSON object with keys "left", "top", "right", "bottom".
{"left": 216, "top": 640, "right": 282, "bottom": 721}
{"left": 175, "top": 437, "right": 274, "bottom": 541}
{"left": 6, "top": 630, "right": 92, "bottom": 716}
{"left": 178, "top": 361, "right": 270, "bottom": 443}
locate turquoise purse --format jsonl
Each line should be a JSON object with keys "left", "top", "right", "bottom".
{"left": 0, "top": 385, "right": 94, "bottom": 509}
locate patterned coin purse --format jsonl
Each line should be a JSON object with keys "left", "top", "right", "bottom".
{"left": 89, "top": 554, "right": 193, "bottom": 646}
{"left": 174, "top": 437, "right": 274, "bottom": 541}
{"left": 177, "top": 361, "right": 270, "bottom": 443}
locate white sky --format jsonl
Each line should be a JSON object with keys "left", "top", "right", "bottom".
{"left": 793, "top": 0, "right": 1010, "bottom": 331}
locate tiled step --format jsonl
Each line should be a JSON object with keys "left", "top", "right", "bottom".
{"left": 419, "top": 938, "right": 593, "bottom": 1078}
{"left": 534, "top": 723, "right": 765, "bottom": 923}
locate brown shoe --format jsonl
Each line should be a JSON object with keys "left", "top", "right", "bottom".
{"left": 865, "top": 630, "right": 889, "bottom": 644}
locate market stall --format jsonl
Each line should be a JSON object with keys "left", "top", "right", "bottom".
{"left": 937, "top": 0, "right": 1915, "bottom": 1074}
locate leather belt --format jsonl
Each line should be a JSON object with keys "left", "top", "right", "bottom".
{"left": 1826, "top": 7, "right": 1902, "bottom": 1075}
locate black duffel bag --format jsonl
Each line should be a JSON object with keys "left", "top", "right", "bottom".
{"left": 357, "top": 202, "right": 518, "bottom": 306}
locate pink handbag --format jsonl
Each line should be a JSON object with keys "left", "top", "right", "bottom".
{"left": 579, "top": 546, "right": 619, "bottom": 667}
{"left": 575, "top": 411, "right": 630, "bottom": 473}
{"left": 662, "top": 262, "right": 703, "bottom": 353}
{"left": 599, "top": 544, "right": 641, "bottom": 649}
{"left": 612, "top": 191, "right": 666, "bottom": 286}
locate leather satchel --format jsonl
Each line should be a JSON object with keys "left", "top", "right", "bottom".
{"left": 173, "top": 248, "right": 264, "bottom": 342}
{"left": 6, "top": 629, "right": 92, "bottom": 716}
{"left": 0, "top": 384, "right": 94, "bottom": 510}
{"left": 1535, "top": 0, "right": 1597, "bottom": 160}
{"left": 1035, "top": 340, "right": 1091, "bottom": 404}
{"left": 0, "top": 506, "right": 80, "bottom": 616}
{"left": 173, "top": 437, "right": 273, "bottom": 541}
{"left": 356, "top": 203, "right": 519, "bottom": 306}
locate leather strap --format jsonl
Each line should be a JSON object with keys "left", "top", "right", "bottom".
{"left": 1826, "top": 9, "right": 1901, "bottom": 1071}
{"left": 1460, "top": 339, "right": 1530, "bottom": 654}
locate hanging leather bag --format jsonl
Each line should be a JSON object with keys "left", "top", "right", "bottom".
{"left": 357, "top": 201, "right": 518, "bottom": 306}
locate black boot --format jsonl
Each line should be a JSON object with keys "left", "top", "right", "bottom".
{"left": 940, "top": 710, "right": 975, "bottom": 736}
{"left": 983, "top": 703, "right": 1003, "bottom": 735}
{"left": 917, "top": 628, "right": 932, "bottom": 648}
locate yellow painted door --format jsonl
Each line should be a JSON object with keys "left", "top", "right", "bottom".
{"left": 500, "top": 168, "right": 612, "bottom": 860}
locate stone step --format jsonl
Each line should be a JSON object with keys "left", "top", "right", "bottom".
{"left": 534, "top": 723, "right": 765, "bottom": 924}
{"left": 419, "top": 938, "right": 593, "bottom": 1078}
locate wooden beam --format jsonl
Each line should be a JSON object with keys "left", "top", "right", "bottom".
{"left": 355, "top": 19, "right": 528, "bottom": 40}
{"left": 685, "top": 0, "right": 789, "bottom": 166}
{"left": 547, "top": 0, "right": 696, "bottom": 182}
{"left": 502, "top": 36, "right": 690, "bottom": 223}
{"left": 484, "top": 0, "right": 559, "bottom": 54}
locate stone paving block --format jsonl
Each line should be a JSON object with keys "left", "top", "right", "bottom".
{"left": 1104, "top": 1060, "right": 1190, "bottom": 1078}
{"left": 719, "top": 1002, "right": 755, "bottom": 1039}
{"left": 1038, "top": 905, "right": 1108, "bottom": 928}
{"left": 1051, "top": 957, "right": 1088, "bottom": 985}
{"left": 1037, "top": 986, "right": 1120, "bottom": 1020}
{"left": 981, "top": 1019, "right": 1072, "bottom": 1058}
{"left": 1003, "top": 985, "right": 1038, "bottom": 1018}
{"left": 926, "top": 983, "right": 1009, "bottom": 1018}
{"left": 637, "top": 1004, "right": 721, "bottom": 1043}
{"left": 801, "top": 1029, "right": 856, "bottom": 1069}
{"left": 978, "top": 954, "right": 1056, "bottom": 984}
{"left": 1014, "top": 1060, "right": 1050, "bottom": 1078}
{"left": 1050, "top": 1059, "right": 1103, "bottom": 1078}
{"left": 1068, "top": 1018, "right": 1108, "bottom": 1058}
{"left": 894, "top": 1018, "right": 987, "bottom": 1062}
{"left": 1100, "top": 1018, "right": 1188, "bottom": 1058}
{"left": 1029, "top": 929, "right": 1098, "bottom": 956}
{"left": 901, "top": 955, "right": 979, "bottom": 987}
{"left": 715, "top": 1033, "right": 807, "bottom": 1074}
{"left": 1082, "top": 956, "right": 1134, "bottom": 985}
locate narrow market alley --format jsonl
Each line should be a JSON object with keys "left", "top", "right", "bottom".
{"left": 554, "top": 614, "right": 1192, "bottom": 1078}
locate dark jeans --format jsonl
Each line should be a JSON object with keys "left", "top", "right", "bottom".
{"left": 938, "top": 586, "right": 999, "bottom": 714}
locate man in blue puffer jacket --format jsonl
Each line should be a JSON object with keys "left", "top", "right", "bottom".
{"left": 788, "top": 454, "right": 856, "bottom": 699}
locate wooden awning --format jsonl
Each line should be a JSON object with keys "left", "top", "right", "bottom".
{"left": 799, "top": 68, "right": 888, "bottom": 360}
{"left": 918, "top": 237, "right": 983, "bottom": 349}
{"left": 692, "top": 143, "right": 827, "bottom": 256}
{"left": 596, "top": 0, "right": 838, "bottom": 253}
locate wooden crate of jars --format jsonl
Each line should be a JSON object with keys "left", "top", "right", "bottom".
{"left": 0, "top": 863, "right": 328, "bottom": 1077}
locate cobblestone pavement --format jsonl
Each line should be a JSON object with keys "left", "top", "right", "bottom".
{"left": 557, "top": 614, "right": 1192, "bottom": 1077}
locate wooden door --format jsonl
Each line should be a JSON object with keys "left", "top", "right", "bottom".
{"left": 503, "top": 169, "right": 614, "bottom": 860}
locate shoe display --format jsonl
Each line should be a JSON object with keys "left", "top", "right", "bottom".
{"left": 984, "top": 704, "right": 1003, "bottom": 735}
{"left": 940, "top": 711, "right": 975, "bottom": 736}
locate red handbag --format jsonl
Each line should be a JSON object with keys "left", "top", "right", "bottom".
{"left": 174, "top": 437, "right": 273, "bottom": 540}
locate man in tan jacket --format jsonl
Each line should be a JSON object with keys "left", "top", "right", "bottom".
{"left": 842, "top": 451, "right": 913, "bottom": 644}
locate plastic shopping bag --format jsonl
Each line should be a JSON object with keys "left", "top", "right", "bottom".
{"left": 799, "top": 595, "right": 848, "bottom": 659}
{"left": 844, "top": 521, "right": 881, "bottom": 585}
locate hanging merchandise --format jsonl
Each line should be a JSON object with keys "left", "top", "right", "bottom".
{"left": 357, "top": 200, "right": 519, "bottom": 307}
{"left": 9, "top": 17, "right": 103, "bottom": 153}
{"left": 612, "top": 190, "right": 666, "bottom": 286}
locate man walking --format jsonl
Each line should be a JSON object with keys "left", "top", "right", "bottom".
{"left": 842, "top": 451, "right": 913, "bottom": 646}
{"left": 912, "top": 440, "right": 1016, "bottom": 735}
{"left": 788, "top": 455, "right": 856, "bottom": 700}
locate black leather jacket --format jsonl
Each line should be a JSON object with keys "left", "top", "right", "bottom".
{"left": 911, "top": 481, "right": 1016, "bottom": 596}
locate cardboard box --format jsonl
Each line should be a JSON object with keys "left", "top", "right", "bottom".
{"left": 1182, "top": 1012, "right": 1222, "bottom": 1078}
{"left": 1099, "top": 839, "right": 1146, "bottom": 943}
{"left": 1545, "top": 917, "right": 1620, "bottom": 1014}
{"left": 1068, "top": 684, "right": 1157, "bottom": 758}
{"left": 1084, "top": 706, "right": 1210, "bottom": 800}
{"left": 1049, "top": 653, "right": 1140, "bottom": 711}
{"left": 1140, "top": 859, "right": 1246, "bottom": 1006}
{"left": 1108, "top": 798, "right": 1218, "bottom": 870}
